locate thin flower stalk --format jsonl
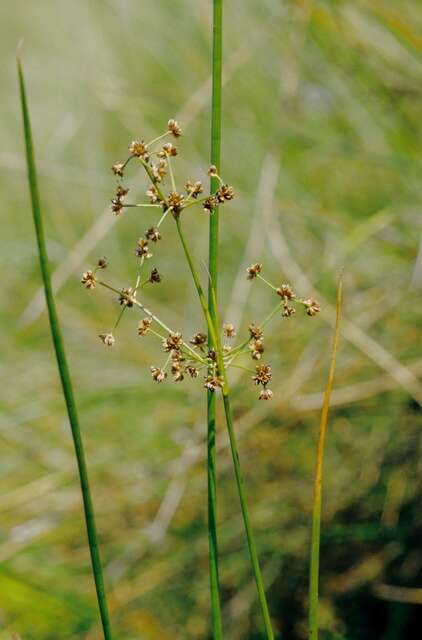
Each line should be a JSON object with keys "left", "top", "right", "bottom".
{"left": 308, "top": 278, "right": 343, "bottom": 640}
{"left": 175, "top": 220, "right": 275, "bottom": 639}
{"left": 17, "top": 56, "right": 113, "bottom": 640}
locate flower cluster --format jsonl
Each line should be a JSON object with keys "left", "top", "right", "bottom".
{"left": 81, "top": 119, "right": 320, "bottom": 399}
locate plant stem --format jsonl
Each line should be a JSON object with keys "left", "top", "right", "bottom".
{"left": 208, "top": 1, "right": 224, "bottom": 635}
{"left": 175, "top": 219, "right": 274, "bottom": 639}
{"left": 17, "top": 57, "right": 113, "bottom": 640}
{"left": 221, "top": 390, "right": 274, "bottom": 640}
{"left": 308, "top": 278, "right": 343, "bottom": 640}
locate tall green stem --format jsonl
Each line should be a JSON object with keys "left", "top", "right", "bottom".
{"left": 308, "top": 279, "right": 343, "bottom": 640}
{"left": 175, "top": 219, "right": 274, "bottom": 639}
{"left": 18, "top": 57, "right": 113, "bottom": 640}
{"left": 208, "top": 1, "right": 223, "bottom": 636}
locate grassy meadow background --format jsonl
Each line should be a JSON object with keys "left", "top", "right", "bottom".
{"left": 1, "top": 1, "right": 422, "bottom": 638}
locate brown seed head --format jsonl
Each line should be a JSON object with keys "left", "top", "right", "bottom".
{"left": 152, "top": 159, "right": 167, "bottom": 182}
{"left": 204, "top": 375, "right": 224, "bottom": 392}
{"left": 167, "top": 191, "right": 185, "bottom": 217}
{"left": 186, "top": 365, "right": 199, "bottom": 378}
{"left": 171, "top": 361, "right": 184, "bottom": 381}
{"left": 252, "top": 364, "right": 272, "bottom": 386}
{"left": 190, "top": 332, "right": 207, "bottom": 346}
{"left": 149, "top": 268, "right": 161, "bottom": 284}
{"left": 99, "top": 333, "right": 115, "bottom": 347}
{"left": 138, "top": 317, "right": 152, "bottom": 336}
{"left": 111, "top": 197, "right": 123, "bottom": 215}
{"left": 246, "top": 263, "right": 262, "bottom": 280}
{"left": 150, "top": 366, "right": 167, "bottom": 383}
{"left": 282, "top": 303, "right": 296, "bottom": 318}
{"left": 248, "top": 323, "right": 263, "bottom": 339}
{"left": 203, "top": 195, "right": 218, "bottom": 213}
{"left": 81, "top": 270, "right": 96, "bottom": 289}
{"left": 276, "top": 284, "right": 295, "bottom": 300}
{"left": 129, "top": 139, "right": 148, "bottom": 157}
{"left": 304, "top": 299, "right": 321, "bottom": 317}
{"left": 97, "top": 256, "right": 108, "bottom": 269}
{"left": 136, "top": 238, "right": 152, "bottom": 259}
{"left": 216, "top": 184, "right": 235, "bottom": 202}
{"left": 207, "top": 165, "right": 218, "bottom": 177}
{"left": 185, "top": 180, "right": 204, "bottom": 198}
{"left": 112, "top": 162, "right": 124, "bottom": 177}
{"left": 249, "top": 338, "right": 265, "bottom": 360}
{"left": 160, "top": 142, "right": 177, "bottom": 157}
{"left": 146, "top": 185, "right": 160, "bottom": 204}
{"left": 167, "top": 119, "right": 182, "bottom": 137}
{"left": 259, "top": 388, "right": 273, "bottom": 400}
{"left": 223, "top": 323, "right": 236, "bottom": 338}
{"left": 119, "top": 287, "right": 136, "bottom": 307}
{"left": 163, "top": 332, "right": 183, "bottom": 353}
{"left": 145, "top": 227, "right": 161, "bottom": 242}
{"left": 115, "top": 185, "right": 129, "bottom": 198}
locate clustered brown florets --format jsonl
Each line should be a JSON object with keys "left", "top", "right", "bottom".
{"left": 82, "top": 118, "right": 320, "bottom": 400}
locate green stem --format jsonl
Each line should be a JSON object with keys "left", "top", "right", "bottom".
{"left": 17, "top": 57, "right": 113, "bottom": 640}
{"left": 176, "top": 219, "right": 274, "bottom": 639}
{"left": 308, "top": 279, "right": 343, "bottom": 640}
{"left": 221, "top": 391, "right": 274, "bottom": 640}
{"left": 208, "top": 1, "right": 224, "bottom": 635}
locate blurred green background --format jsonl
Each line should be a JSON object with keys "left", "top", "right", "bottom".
{"left": 1, "top": 1, "right": 422, "bottom": 638}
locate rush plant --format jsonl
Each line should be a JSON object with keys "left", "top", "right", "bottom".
{"left": 81, "top": 114, "right": 321, "bottom": 637}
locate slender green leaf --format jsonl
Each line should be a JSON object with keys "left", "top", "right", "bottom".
{"left": 17, "top": 54, "right": 113, "bottom": 640}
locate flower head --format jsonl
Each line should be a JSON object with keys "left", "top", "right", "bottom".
{"left": 81, "top": 270, "right": 96, "bottom": 289}
{"left": 119, "top": 287, "right": 136, "bottom": 307}
{"left": 246, "top": 263, "right": 262, "bottom": 279}
{"left": 259, "top": 388, "right": 273, "bottom": 400}
{"left": 216, "top": 184, "right": 235, "bottom": 202}
{"left": 149, "top": 267, "right": 161, "bottom": 284}
{"left": 136, "top": 238, "right": 152, "bottom": 259}
{"left": 204, "top": 375, "right": 224, "bottom": 392}
{"left": 304, "top": 299, "right": 321, "bottom": 317}
{"left": 160, "top": 142, "right": 177, "bottom": 157}
{"left": 111, "top": 197, "right": 123, "bottom": 215}
{"left": 207, "top": 165, "right": 218, "bottom": 177}
{"left": 171, "top": 361, "right": 184, "bottom": 382}
{"left": 249, "top": 338, "right": 265, "bottom": 360}
{"left": 152, "top": 159, "right": 167, "bottom": 182}
{"left": 167, "top": 119, "right": 182, "bottom": 137}
{"left": 248, "top": 323, "right": 263, "bottom": 340}
{"left": 163, "top": 332, "right": 183, "bottom": 353}
{"left": 276, "top": 284, "right": 295, "bottom": 300}
{"left": 223, "top": 323, "right": 236, "bottom": 338}
{"left": 168, "top": 191, "right": 185, "bottom": 217}
{"left": 146, "top": 185, "right": 160, "bottom": 204}
{"left": 97, "top": 256, "right": 108, "bottom": 269}
{"left": 185, "top": 180, "right": 204, "bottom": 198}
{"left": 203, "top": 195, "right": 218, "bottom": 213}
{"left": 150, "top": 366, "right": 167, "bottom": 383}
{"left": 145, "top": 227, "right": 161, "bottom": 242}
{"left": 138, "top": 317, "right": 152, "bottom": 336}
{"left": 112, "top": 162, "right": 124, "bottom": 177}
{"left": 129, "top": 140, "right": 148, "bottom": 158}
{"left": 252, "top": 364, "right": 272, "bottom": 386}
{"left": 99, "top": 333, "right": 115, "bottom": 347}
{"left": 190, "top": 332, "right": 207, "bottom": 346}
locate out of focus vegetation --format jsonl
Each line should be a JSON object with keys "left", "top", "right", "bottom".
{"left": 1, "top": 1, "right": 422, "bottom": 638}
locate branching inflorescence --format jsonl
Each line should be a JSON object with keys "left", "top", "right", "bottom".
{"left": 81, "top": 119, "right": 320, "bottom": 401}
